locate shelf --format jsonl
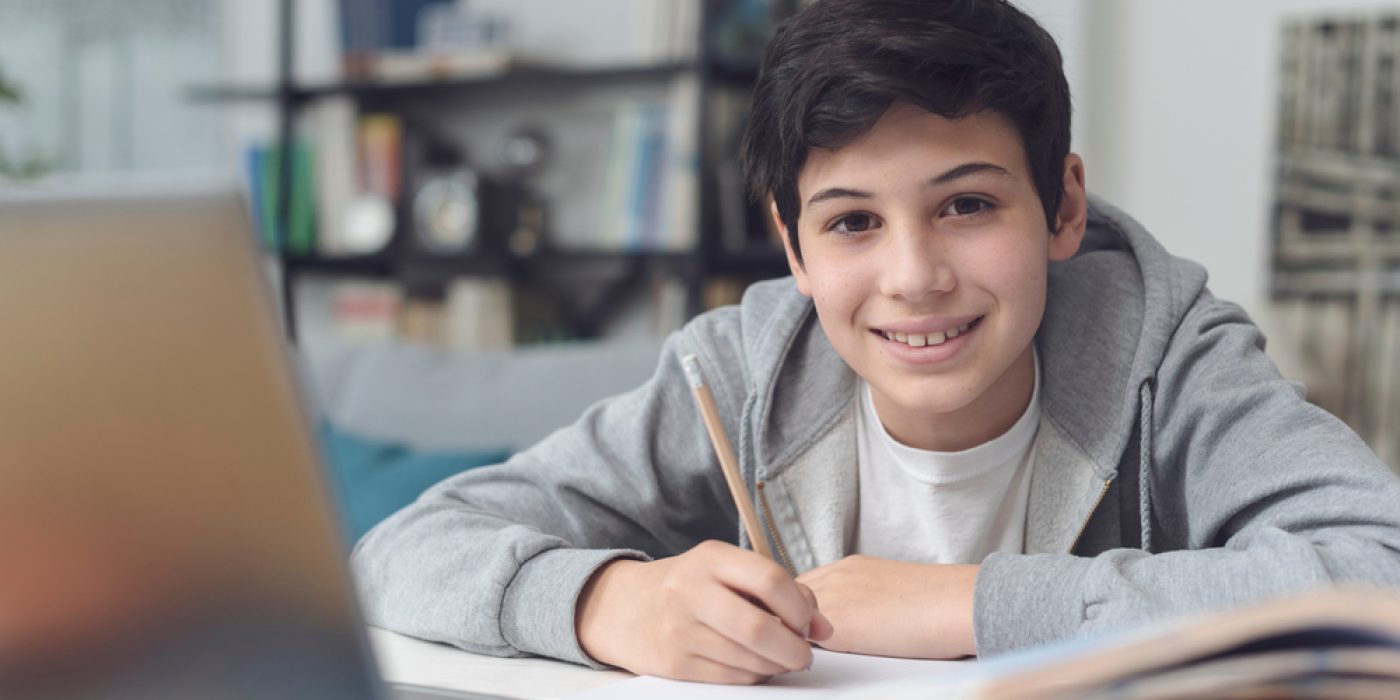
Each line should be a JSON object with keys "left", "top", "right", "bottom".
{"left": 707, "top": 246, "right": 789, "bottom": 274}
{"left": 187, "top": 61, "right": 698, "bottom": 105}
{"left": 282, "top": 253, "right": 394, "bottom": 277}
{"left": 277, "top": 248, "right": 703, "bottom": 281}
{"left": 708, "top": 57, "right": 763, "bottom": 85}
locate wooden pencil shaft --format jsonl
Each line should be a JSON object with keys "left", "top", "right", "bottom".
{"left": 691, "top": 383, "right": 774, "bottom": 560}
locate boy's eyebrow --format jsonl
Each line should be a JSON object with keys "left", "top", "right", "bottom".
{"left": 805, "top": 161, "right": 1015, "bottom": 208}
{"left": 926, "top": 161, "right": 1014, "bottom": 187}
{"left": 807, "top": 187, "right": 873, "bottom": 207}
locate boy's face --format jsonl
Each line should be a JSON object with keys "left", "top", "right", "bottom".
{"left": 777, "top": 104, "right": 1086, "bottom": 451}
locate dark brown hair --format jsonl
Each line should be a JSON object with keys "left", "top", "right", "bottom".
{"left": 741, "top": 0, "right": 1072, "bottom": 262}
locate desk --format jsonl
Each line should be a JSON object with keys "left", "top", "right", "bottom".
{"left": 368, "top": 627, "right": 631, "bottom": 699}
{"left": 368, "top": 627, "right": 971, "bottom": 699}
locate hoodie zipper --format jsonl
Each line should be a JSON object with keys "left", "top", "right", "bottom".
{"left": 755, "top": 481, "right": 797, "bottom": 576}
{"left": 1068, "top": 478, "right": 1114, "bottom": 553}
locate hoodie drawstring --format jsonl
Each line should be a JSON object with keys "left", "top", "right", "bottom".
{"left": 1138, "top": 379, "right": 1156, "bottom": 553}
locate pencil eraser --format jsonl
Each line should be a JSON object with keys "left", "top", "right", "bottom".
{"left": 680, "top": 354, "right": 705, "bottom": 389}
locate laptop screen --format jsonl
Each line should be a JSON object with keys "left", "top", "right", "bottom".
{"left": 0, "top": 184, "right": 383, "bottom": 700}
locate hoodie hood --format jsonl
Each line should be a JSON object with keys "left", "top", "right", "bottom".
{"left": 738, "top": 194, "right": 1211, "bottom": 487}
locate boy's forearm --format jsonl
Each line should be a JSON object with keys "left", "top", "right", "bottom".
{"left": 973, "top": 526, "right": 1400, "bottom": 656}
{"left": 350, "top": 490, "right": 649, "bottom": 667}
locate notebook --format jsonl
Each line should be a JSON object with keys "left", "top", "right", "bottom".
{"left": 840, "top": 586, "right": 1400, "bottom": 700}
{"left": 0, "top": 181, "right": 500, "bottom": 700}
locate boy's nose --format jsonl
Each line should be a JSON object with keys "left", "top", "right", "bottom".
{"left": 879, "top": 231, "right": 955, "bottom": 302}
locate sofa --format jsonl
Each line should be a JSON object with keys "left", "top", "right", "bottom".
{"left": 298, "top": 338, "right": 665, "bottom": 541}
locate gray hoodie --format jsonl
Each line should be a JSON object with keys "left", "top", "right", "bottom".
{"left": 351, "top": 196, "right": 1400, "bottom": 666}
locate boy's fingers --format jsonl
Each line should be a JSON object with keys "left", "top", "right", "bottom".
{"left": 711, "top": 550, "right": 813, "bottom": 636}
{"left": 673, "top": 654, "right": 770, "bottom": 686}
{"left": 688, "top": 626, "right": 791, "bottom": 677}
{"left": 703, "top": 592, "right": 813, "bottom": 672}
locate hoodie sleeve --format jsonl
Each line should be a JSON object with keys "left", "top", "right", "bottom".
{"left": 349, "top": 314, "right": 749, "bottom": 667}
{"left": 974, "top": 290, "right": 1400, "bottom": 656}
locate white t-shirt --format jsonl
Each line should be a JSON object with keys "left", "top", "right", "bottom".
{"left": 853, "top": 353, "right": 1041, "bottom": 564}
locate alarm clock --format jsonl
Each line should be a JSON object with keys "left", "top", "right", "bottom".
{"left": 412, "top": 167, "right": 481, "bottom": 253}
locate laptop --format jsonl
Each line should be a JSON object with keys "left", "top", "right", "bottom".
{"left": 0, "top": 182, "right": 502, "bottom": 700}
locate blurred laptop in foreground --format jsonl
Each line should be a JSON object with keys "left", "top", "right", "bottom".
{"left": 0, "top": 183, "right": 492, "bottom": 700}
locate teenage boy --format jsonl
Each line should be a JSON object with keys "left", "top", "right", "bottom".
{"left": 353, "top": 0, "right": 1400, "bottom": 685}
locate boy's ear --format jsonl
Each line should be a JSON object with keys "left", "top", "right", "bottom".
{"left": 1048, "top": 153, "right": 1088, "bottom": 262}
{"left": 772, "top": 198, "right": 812, "bottom": 296}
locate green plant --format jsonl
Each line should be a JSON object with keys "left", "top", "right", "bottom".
{"left": 0, "top": 71, "right": 18, "bottom": 104}
{"left": 0, "top": 65, "right": 52, "bottom": 180}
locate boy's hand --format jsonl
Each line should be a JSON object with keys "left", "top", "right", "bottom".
{"left": 575, "top": 540, "right": 833, "bottom": 684}
{"left": 796, "top": 556, "right": 977, "bottom": 659}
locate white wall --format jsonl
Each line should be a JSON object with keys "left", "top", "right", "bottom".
{"left": 1075, "top": 0, "right": 1400, "bottom": 323}
{"left": 0, "top": 0, "right": 222, "bottom": 178}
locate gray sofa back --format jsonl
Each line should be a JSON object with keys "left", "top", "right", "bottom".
{"left": 299, "top": 339, "right": 664, "bottom": 453}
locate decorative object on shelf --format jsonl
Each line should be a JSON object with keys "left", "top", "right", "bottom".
{"left": 339, "top": 0, "right": 456, "bottom": 78}
{"left": 341, "top": 0, "right": 517, "bottom": 83}
{"left": 410, "top": 136, "right": 485, "bottom": 256}
{"left": 343, "top": 196, "right": 396, "bottom": 254}
{"left": 495, "top": 126, "right": 552, "bottom": 258}
{"left": 413, "top": 172, "right": 481, "bottom": 253}
{"left": 419, "top": 1, "right": 510, "bottom": 54}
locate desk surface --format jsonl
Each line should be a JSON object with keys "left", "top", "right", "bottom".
{"left": 368, "top": 627, "right": 971, "bottom": 699}
{"left": 368, "top": 627, "right": 631, "bottom": 699}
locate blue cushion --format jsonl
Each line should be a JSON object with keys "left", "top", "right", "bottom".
{"left": 316, "top": 421, "right": 509, "bottom": 544}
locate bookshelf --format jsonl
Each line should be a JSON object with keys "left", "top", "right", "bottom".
{"left": 191, "top": 0, "right": 796, "bottom": 345}
{"left": 1271, "top": 14, "right": 1400, "bottom": 464}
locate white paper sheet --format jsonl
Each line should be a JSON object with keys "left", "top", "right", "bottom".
{"left": 368, "top": 626, "right": 632, "bottom": 699}
{"left": 565, "top": 649, "right": 969, "bottom": 699}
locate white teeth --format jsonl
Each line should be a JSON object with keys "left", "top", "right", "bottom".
{"left": 879, "top": 319, "right": 976, "bottom": 348}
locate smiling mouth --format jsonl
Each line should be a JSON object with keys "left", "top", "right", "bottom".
{"left": 870, "top": 316, "right": 984, "bottom": 348}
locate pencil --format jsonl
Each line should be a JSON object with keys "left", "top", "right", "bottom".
{"left": 680, "top": 354, "right": 774, "bottom": 560}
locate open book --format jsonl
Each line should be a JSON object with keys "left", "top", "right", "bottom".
{"left": 844, "top": 586, "right": 1400, "bottom": 700}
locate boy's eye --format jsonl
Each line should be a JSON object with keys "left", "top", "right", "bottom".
{"left": 829, "top": 212, "right": 877, "bottom": 234}
{"left": 941, "top": 196, "right": 993, "bottom": 217}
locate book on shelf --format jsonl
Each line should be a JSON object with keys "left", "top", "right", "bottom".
{"left": 244, "top": 140, "right": 317, "bottom": 255}
{"left": 847, "top": 586, "right": 1400, "bottom": 700}
{"left": 306, "top": 98, "right": 358, "bottom": 257}
{"left": 592, "top": 75, "right": 700, "bottom": 253}
{"left": 661, "top": 74, "right": 700, "bottom": 252}
{"left": 445, "top": 278, "right": 514, "bottom": 352}
{"left": 647, "top": 275, "right": 688, "bottom": 337}
{"left": 396, "top": 297, "right": 450, "bottom": 347}
{"left": 328, "top": 282, "right": 401, "bottom": 343}
{"left": 639, "top": 0, "right": 701, "bottom": 63}
{"left": 326, "top": 279, "right": 514, "bottom": 352}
